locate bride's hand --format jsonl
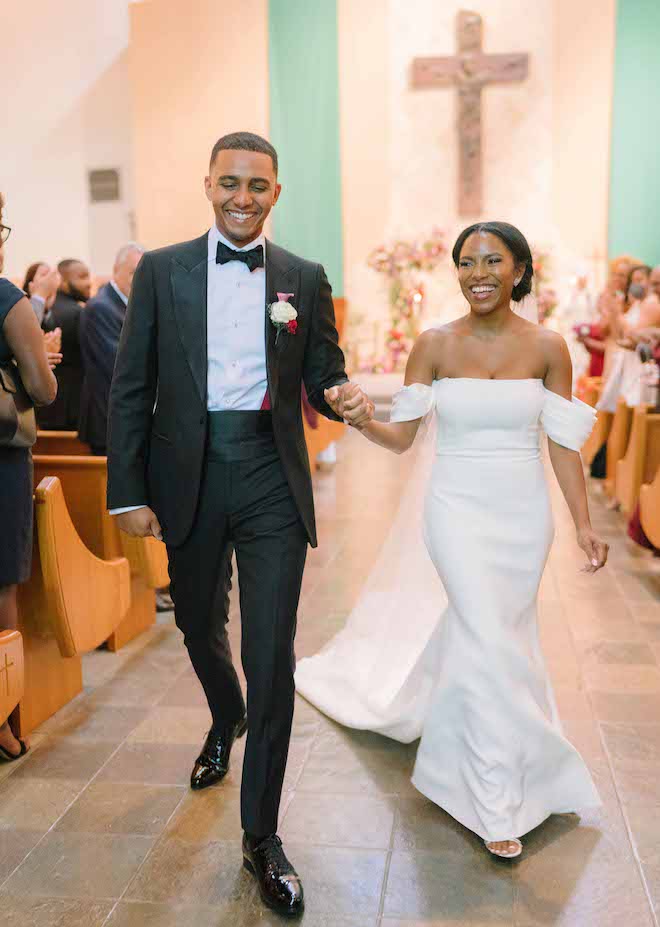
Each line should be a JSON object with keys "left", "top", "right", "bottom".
{"left": 576, "top": 528, "right": 609, "bottom": 573}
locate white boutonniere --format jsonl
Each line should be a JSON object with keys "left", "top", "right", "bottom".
{"left": 269, "top": 292, "right": 298, "bottom": 342}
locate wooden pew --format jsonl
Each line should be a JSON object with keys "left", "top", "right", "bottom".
{"left": 33, "top": 431, "right": 91, "bottom": 456}
{"left": 640, "top": 466, "right": 660, "bottom": 549}
{"left": 582, "top": 410, "right": 612, "bottom": 469}
{"left": 14, "top": 478, "right": 131, "bottom": 736}
{"left": 32, "top": 456, "right": 166, "bottom": 651}
{"left": 0, "top": 631, "right": 24, "bottom": 729}
{"left": 605, "top": 399, "right": 634, "bottom": 498}
{"left": 615, "top": 405, "right": 660, "bottom": 516}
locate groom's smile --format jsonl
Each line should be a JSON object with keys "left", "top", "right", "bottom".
{"left": 205, "top": 148, "right": 282, "bottom": 247}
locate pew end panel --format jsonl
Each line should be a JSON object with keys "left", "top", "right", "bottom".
{"left": 605, "top": 400, "right": 633, "bottom": 498}
{"left": 640, "top": 467, "right": 660, "bottom": 549}
{"left": 0, "top": 630, "right": 24, "bottom": 728}
{"left": 15, "top": 523, "right": 83, "bottom": 738}
{"left": 36, "top": 477, "right": 132, "bottom": 656}
{"left": 32, "top": 456, "right": 160, "bottom": 650}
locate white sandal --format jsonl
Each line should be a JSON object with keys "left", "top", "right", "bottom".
{"left": 484, "top": 838, "right": 523, "bottom": 859}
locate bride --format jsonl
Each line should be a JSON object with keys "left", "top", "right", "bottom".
{"left": 296, "top": 221, "right": 608, "bottom": 859}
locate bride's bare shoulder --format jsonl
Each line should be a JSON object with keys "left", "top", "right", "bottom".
{"left": 412, "top": 323, "right": 459, "bottom": 355}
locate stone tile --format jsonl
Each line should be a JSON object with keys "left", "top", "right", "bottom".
{"left": 0, "top": 895, "right": 113, "bottom": 927}
{"left": 164, "top": 788, "right": 244, "bottom": 843}
{"left": 127, "top": 708, "right": 212, "bottom": 745}
{"left": 124, "top": 838, "right": 258, "bottom": 907}
{"left": 297, "top": 727, "right": 416, "bottom": 797}
{"left": 276, "top": 845, "right": 387, "bottom": 917}
{"left": 38, "top": 704, "right": 149, "bottom": 743}
{"left": 601, "top": 723, "right": 660, "bottom": 770}
{"left": 11, "top": 739, "right": 117, "bottom": 782}
{"left": 105, "top": 901, "right": 262, "bottom": 927}
{"left": 94, "top": 742, "right": 196, "bottom": 787}
{"left": 578, "top": 640, "right": 657, "bottom": 665}
{"left": 610, "top": 765, "right": 660, "bottom": 806}
{"left": 582, "top": 664, "right": 660, "bottom": 693}
{"left": 640, "top": 861, "right": 660, "bottom": 920}
{"left": 0, "top": 830, "right": 43, "bottom": 883}
{"left": 392, "top": 796, "right": 483, "bottom": 856}
{"left": 590, "top": 692, "right": 660, "bottom": 723}
{"left": 513, "top": 842, "right": 654, "bottom": 925}
{"left": 4, "top": 832, "right": 155, "bottom": 899}
{"left": 552, "top": 687, "right": 594, "bottom": 722}
{"left": 55, "top": 782, "right": 185, "bottom": 836}
{"left": 621, "top": 800, "right": 660, "bottom": 865}
{"left": 0, "top": 778, "right": 82, "bottom": 831}
{"left": 87, "top": 668, "right": 175, "bottom": 708}
{"left": 157, "top": 673, "right": 207, "bottom": 708}
{"left": 280, "top": 792, "right": 394, "bottom": 849}
{"left": 383, "top": 850, "right": 513, "bottom": 920}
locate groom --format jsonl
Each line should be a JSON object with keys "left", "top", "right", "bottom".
{"left": 107, "top": 132, "right": 373, "bottom": 917}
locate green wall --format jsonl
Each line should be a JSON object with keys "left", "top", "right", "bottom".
{"left": 609, "top": 0, "right": 660, "bottom": 264}
{"left": 268, "top": 0, "right": 344, "bottom": 295}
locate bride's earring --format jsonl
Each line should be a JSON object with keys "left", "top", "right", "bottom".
{"left": 514, "top": 276, "right": 522, "bottom": 286}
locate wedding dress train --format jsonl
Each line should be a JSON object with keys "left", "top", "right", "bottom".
{"left": 295, "top": 378, "right": 601, "bottom": 842}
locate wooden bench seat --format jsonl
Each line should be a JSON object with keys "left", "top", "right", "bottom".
{"left": 0, "top": 630, "right": 24, "bottom": 728}
{"left": 615, "top": 406, "right": 660, "bottom": 516}
{"left": 32, "top": 455, "right": 166, "bottom": 651}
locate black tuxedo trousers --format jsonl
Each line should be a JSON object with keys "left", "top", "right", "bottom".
{"left": 167, "top": 411, "right": 307, "bottom": 836}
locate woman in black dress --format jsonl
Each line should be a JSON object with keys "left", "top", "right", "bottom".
{"left": 0, "top": 193, "right": 57, "bottom": 760}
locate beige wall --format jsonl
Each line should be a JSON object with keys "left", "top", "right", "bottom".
{"left": 129, "top": 0, "right": 269, "bottom": 249}
{"left": 1, "top": 1, "right": 133, "bottom": 279}
{"left": 553, "top": 0, "right": 616, "bottom": 290}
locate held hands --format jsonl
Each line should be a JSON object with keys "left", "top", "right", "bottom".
{"left": 577, "top": 528, "right": 609, "bottom": 573}
{"left": 116, "top": 507, "right": 163, "bottom": 542}
{"left": 324, "top": 382, "right": 375, "bottom": 429}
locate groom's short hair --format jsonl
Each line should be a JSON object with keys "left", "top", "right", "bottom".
{"left": 210, "top": 132, "right": 278, "bottom": 175}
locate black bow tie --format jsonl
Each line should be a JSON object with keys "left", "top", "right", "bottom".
{"left": 216, "top": 240, "right": 264, "bottom": 272}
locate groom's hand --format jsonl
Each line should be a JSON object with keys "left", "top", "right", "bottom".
{"left": 116, "top": 506, "right": 163, "bottom": 542}
{"left": 325, "top": 383, "right": 374, "bottom": 428}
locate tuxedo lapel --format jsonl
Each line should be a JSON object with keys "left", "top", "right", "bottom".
{"left": 265, "top": 241, "right": 300, "bottom": 404}
{"left": 170, "top": 235, "right": 208, "bottom": 404}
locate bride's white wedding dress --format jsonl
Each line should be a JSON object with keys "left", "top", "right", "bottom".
{"left": 295, "top": 378, "right": 601, "bottom": 842}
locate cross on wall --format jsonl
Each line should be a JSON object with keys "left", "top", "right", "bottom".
{"left": 412, "top": 10, "right": 529, "bottom": 217}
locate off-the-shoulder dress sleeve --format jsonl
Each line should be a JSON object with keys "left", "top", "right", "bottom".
{"left": 390, "top": 382, "right": 434, "bottom": 423}
{"left": 540, "top": 388, "right": 596, "bottom": 451}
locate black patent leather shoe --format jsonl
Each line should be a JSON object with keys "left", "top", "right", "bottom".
{"left": 242, "top": 833, "right": 304, "bottom": 917}
{"left": 190, "top": 717, "right": 247, "bottom": 790}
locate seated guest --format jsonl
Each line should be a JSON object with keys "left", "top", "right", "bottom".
{"left": 22, "top": 262, "right": 60, "bottom": 324}
{"left": 597, "top": 266, "right": 660, "bottom": 413}
{"left": 79, "top": 243, "right": 144, "bottom": 455}
{"left": 38, "top": 258, "right": 91, "bottom": 430}
{"left": 0, "top": 193, "right": 57, "bottom": 761}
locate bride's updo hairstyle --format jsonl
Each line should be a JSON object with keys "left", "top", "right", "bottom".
{"left": 452, "top": 221, "right": 534, "bottom": 303}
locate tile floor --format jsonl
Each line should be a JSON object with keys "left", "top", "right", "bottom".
{"left": 1, "top": 430, "right": 659, "bottom": 926}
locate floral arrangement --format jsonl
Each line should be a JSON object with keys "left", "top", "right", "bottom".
{"left": 363, "top": 228, "right": 446, "bottom": 371}
{"left": 531, "top": 246, "right": 558, "bottom": 324}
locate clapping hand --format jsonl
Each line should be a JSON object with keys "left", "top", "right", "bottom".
{"left": 44, "top": 328, "right": 63, "bottom": 369}
{"left": 577, "top": 528, "right": 609, "bottom": 573}
{"left": 324, "top": 382, "right": 374, "bottom": 429}
{"left": 30, "top": 264, "right": 61, "bottom": 303}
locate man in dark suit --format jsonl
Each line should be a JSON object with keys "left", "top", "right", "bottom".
{"left": 79, "top": 244, "right": 144, "bottom": 455}
{"left": 107, "top": 132, "right": 373, "bottom": 917}
{"left": 39, "top": 258, "right": 91, "bottom": 429}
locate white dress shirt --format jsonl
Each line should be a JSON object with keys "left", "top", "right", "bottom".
{"left": 207, "top": 225, "right": 268, "bottom": 411}
{"left": 111, "top": 226, "right": 268, "bottom": 516}
{"left": 110, "top": 279, "right": 129, "bottom": 306}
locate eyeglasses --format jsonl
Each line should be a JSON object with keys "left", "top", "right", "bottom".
{"left": 0, "top": 225, "right": 11, "bottom": 244}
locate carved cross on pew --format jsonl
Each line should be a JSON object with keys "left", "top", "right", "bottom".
{"left": 412, "top": 10, "right": 529, "bottom": 216}
{"left": 0, "top": 653, "right": 14, "bottom": 696}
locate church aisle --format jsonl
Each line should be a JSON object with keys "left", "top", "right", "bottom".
{"left": 0, "top": 430, "right": 659, "bottom": 926}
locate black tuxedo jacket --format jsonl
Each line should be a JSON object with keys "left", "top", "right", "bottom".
{"left": 38, "top": 290, "right": 84, "bottom": 430}
{"left": 107, "top": 234, "right": 348, "bottom": 548}
{"left": 78, "top": 282, "right": 126, "bottom": 451}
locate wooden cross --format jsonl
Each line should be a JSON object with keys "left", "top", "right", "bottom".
{"left": 0, "top": 652, "right": 14, "bottom": 696}
{"left": 412, "top": 10, "right": 529, "bottom": 216}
